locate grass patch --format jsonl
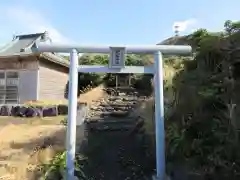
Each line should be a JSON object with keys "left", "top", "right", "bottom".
{"left": 24, "top": 100, "right": 68, "bottom": 106}
{"left": 0, "top": 116, "right": 66, "bottom": 126}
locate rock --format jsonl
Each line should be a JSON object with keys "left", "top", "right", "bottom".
{"left": 109, "top": 97, "right": 118, "bottom": 101}
{"left": 25, "top": 107, "right": 38, "bottom": 117}
{"left": 90, "top": 106, "right": 98, "bottom": 111}
{"left": 0, "top": 105, "right": 12, "bottom": 116}
{"left": 11, "top": 106, "right": 21, "bottom": 116}
{"left": 115, "top": 99, "right": 123, "bottom": 103}
{"left": 118, "top": 92, "right": 126, "bottom": 96}
{"left": 19, "top": 106, "right": 28, "bottom": 117}
{"left": 42, "top": 106, "right": 58, "bottom": 117}
{"left": 35, "top": 106, "right": 43, "bottom": 117}
{"left": 58, "top": 104, "right": 68, "bottom": 115}
{"left": 105, "top": 88, "right": 114, "bottom": 95}
{"left": 11, "top": 105, "right": 43, "bottom": 117}
{"left": 106, "top": 107, "right": 114, "bottom": 111}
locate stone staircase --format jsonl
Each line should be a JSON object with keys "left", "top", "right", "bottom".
{"left": 85, "top": 90, "right": 145, "bottom": 133}
{"left": 78, "top": 88, "right": 155, "bottom": 180}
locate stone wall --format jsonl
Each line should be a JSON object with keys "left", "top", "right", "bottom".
{"left": 0, "top": 103, "right": 86, "bottom": 117}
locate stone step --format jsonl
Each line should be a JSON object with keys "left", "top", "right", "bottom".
{"left": 106, "top": 100, "right": 138, "bottom": 105}
{"left": 99, "top": 103, "right": 136, "bottom": 108}
{"left": 86, "top": 118, "right": 145, "bottom": 133}
{"left": 99, "top": 111, "right": 130, "bottom": 118}
{"left": 88, "top": 124, "right": 134, "bottom": 132}
{"left": 86, "top": 117, "right": 141, "bottom": 124}
{"left": 108, "top": 96, "right": 138, "bottom": 101}
{"left": 108, "top": 96, "right": 146, "bottom": 101}
{"left": 91, "top": 106, "right": 133, "bottom": 112}
{"left": 104, "top": 87, "right": 137, "bottom": 93}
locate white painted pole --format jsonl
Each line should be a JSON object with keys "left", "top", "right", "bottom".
{"left": 37, "top": 43, "right": 192, "bottom": 55}
{"left": 78, "top": 65, "right": 154, "bottom": 74}
{"left": 66, "top": 49, "right": 78, "bottom": 180}
{"left": 154, "top": 51, "right": 165, "bottom": 179}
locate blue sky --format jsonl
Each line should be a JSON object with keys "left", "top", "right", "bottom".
{"left": 0, "top": 0, "right": 239, "bottom": 45}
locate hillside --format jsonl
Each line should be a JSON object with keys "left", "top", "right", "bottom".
{"left": 158, "top": 26, "right": 238, "bottom": 51}
{"left": 157, "top": 35, "right": 190, "bottom": 46}
{"left": 162, "top": 20, "right": 240, "bottom": 180}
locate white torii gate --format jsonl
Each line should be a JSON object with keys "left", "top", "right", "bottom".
{"left": 36, "top": 43, "right": 191, "bottom": 180}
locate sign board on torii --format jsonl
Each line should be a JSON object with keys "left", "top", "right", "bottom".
{"left": 109, "top": 46, "right": 126, "bottom": 68}
{"left": 36, "top": 43, "right": 192, "bottom": 180}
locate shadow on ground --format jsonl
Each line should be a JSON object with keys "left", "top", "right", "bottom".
{"left": 78, "top": 121, "right": 155, "bottom": 180}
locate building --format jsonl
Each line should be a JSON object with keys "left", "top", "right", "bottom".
{"left": 0, "top": 31, "right": 69, "bottom": 104}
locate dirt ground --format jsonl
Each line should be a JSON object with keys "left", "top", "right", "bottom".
{"left": 0, "top": 85, "right": 106, "bottom": 180}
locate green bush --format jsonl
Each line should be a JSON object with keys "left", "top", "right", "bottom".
{"left": 132, "top": 74, "right": 153, "bottom": 95}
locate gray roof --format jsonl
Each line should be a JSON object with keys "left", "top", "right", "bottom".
{"left": 0, "top": 32, "right": 69, "bottom": 67}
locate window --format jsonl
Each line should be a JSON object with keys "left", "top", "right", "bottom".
{"left": 0, "top": 71, "right": 19, "bottom": 104}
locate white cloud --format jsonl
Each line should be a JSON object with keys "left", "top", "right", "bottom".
{"left": 2, "top": 6, "right": 70, "bottom": 44}
{"left": 172, "top": 19, "right": 198, "bottom": 33}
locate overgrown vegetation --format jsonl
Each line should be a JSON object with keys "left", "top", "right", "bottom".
{"left": 166, "top": 20, "right": 240, "bottom": 179}
{"left": 42, "top": 20, "right": 240, "bottom": 180}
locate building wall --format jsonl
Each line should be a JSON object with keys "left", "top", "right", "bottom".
{"left": 0, "top": 56, "right": 38, "bottom": 70}
{"left": 38, "top": 58, "right": 69, "bottom": 101}
{"left": 0, "top": 56, "right": 39, "bottom": 104}
{"left": 18, "top": 57, "right": 39, "bottom": 103}
{"left": 19, "top": 69, "right": 38, "bottom": 103}
{"left": 0, "top": 56, "right": 69, "bottom": 103}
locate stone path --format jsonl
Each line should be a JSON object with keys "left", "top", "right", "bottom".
{"left": 77, "top": 88, "right": 155, "bottom": 180}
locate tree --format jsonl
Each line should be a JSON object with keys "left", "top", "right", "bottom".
{"left": 224, "top": 20, "right": 240, "bottom": 35}
{"left": 190, "top": 28, "right": 209, "bottom": 48}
